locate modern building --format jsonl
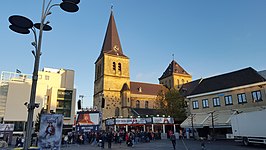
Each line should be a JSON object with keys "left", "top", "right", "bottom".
{"left": 180, "top": 67, "right": 266, "bottom": 139}
{"left": 0, "top": 68, "right": 76, "bottom": 132}
{"left": 93, "top": 10, "right": 191, "bottom": 123}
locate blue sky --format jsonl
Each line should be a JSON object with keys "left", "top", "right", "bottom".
{"left": 1, "top": 0, "right": 266, "bottom": 108}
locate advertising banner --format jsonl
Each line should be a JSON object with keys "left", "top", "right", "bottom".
{"left": 76, "top": 111, "right": 101, "bottom": 132}
{"left": 152, "top": 117, "right": 174, "bottom": 124}
{"left": 38, "top": 114, "right": 64, "bottom": 150}
{"left": 0, "top": 124, "right": 14, "bottom": 131}
{"left": 105, "top": 119, "right": 115, "bottom": 126}
{"left": 136, "top": 118, "right": 152, "bottom": 124}
{"left": 76, "top": 125, "right": 100, "bottom": 132}
{"left": 115, "top": 118, "right": 152, "bottom": 125}
{"left": 77, "top": 111, "right": 100, "bottom": 125}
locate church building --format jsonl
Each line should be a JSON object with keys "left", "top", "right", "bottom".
{"left": 93, "top": 11, "right": 192, "bottom": 120}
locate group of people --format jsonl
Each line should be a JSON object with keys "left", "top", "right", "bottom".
{"left": 61, "top": 129, "right": 162, "bottom": 148}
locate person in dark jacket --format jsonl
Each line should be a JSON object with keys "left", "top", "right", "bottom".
{"left": 170, "top": 133, "right": 176, "bottom": 150}
{"left": 107, "top": 132, "right": 113, "bottom": 148}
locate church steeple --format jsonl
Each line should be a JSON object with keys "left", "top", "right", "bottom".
{"left": 97, "top": 11, "right": 127, "bottom": 61}
{"left": 159, "top": 60, "right": 192, "bottom": 89}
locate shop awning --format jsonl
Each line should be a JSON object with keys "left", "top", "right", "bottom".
{"left": 181, "top": 111, "right": 236, "bottom": 129}
{"left": 203, "top": 111, "right": 234, "bottom": 128}
{"left": 180, "top": 113, "right": 210, "bottom": 128}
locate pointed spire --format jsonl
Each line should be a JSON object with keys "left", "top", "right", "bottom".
{"left": 98, "top": 10, "right": 127, "bottom": 59}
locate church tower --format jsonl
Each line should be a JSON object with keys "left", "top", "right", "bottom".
{"left": 93, "top": 11, "right": 130, "bottom": 120}
{"left": 159, "top": 60, "right": 192, "bottom": 89}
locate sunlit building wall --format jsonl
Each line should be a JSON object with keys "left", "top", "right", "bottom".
{"left": 0, "top": 68, "right": 76, "bottom": 131}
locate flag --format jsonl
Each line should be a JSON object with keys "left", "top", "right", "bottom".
{"left": 16, "top": 69, "right": 21, "bottom": 73}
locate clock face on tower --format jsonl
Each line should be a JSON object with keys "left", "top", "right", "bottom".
{"left": 113, "top": 45, "right": 119, "bottom": 52}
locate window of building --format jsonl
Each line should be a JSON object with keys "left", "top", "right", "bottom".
{"left": 213, "top": 97, "right": 220, "bottom": 107}
{"left": 145, "top": 101, "right": 149, "bottom": 108}
{"left": 136, "top": 100, "right": 140, "bottom": 108}
{"left": 45, "top": 75, "right": 49, "bottom": 80}
{"left": 177, "top": 80, "right": 179, "bottom": 88}
{"left": 112, "top": 62, "right": 116, "bottom": 71}
{"left": 118, "top": 63, "right": 121, "bottom": 71}
{"left": 38, "top": 75, "right": 42, "bottom": 79}
{"left": 192, "top": 100, "right": 199, "bottom": 109}
{"left": 252, "top": 90, "right": 262, "bottom": 102}
{"left": 237, "top": 93, "right": 247, "bottom": 104}
{"left": 115, "top": 107, "right": 119, "bottom": 117}
{"left": 182, "top": 79, "right": 184, "bottom": 84}
{"left": 224, "top": 95, "right": 233, "bottom": 105}
{"left": 202, "top": 99, "right": 209, "bottom": 108}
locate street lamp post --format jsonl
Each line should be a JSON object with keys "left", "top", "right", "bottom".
{"left": 8, "top": 0, "right": 80, "bottom": 149}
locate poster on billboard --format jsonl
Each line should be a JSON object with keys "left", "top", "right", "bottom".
{"left": 152, "top": 117, "right": 174, "bottom": 124}
{"left": 76, "top": 111, "right": 101, "bottom": 132}
{"left": 0, "top": 124, "right": 14, "bottom": 131}
{"left": 38, "top": 114, "right": 64, "bottom": 150}
{"left": 77, "top": 111, "right": 100, "bottom": 125}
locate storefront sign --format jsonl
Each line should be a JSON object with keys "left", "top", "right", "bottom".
{"left": 115, "top": 118, "right": 152, "bottom": 125}
{"left": 105, "top": 119, "right": 115, "bottom": 126}
{"left": 152, "top": 117, "right": 174, "bottom": 124}
{"left": 76, "top": 125, "right": 100, "bottom": 132}
{"left": 115, "top": 118, "right": 133, "bottom": 124}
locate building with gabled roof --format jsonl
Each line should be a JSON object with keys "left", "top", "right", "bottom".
{"left": 180, "top": 67, "right": 266, "bottom": 139}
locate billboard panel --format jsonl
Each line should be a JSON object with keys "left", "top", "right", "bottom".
{"left": 77, "top": 111, "right": 100, "bottom": 125}
{"left": 76, "top": 111, "right": 102, "bottom": 132}
{"left": 0, "top": 124, "right": 14, "bottom": 131}
{"left": 38, "top": 114, "right": 63, "bottom": 150}
{"left": 152, "top": 117, "right": 174, "bottom": 124}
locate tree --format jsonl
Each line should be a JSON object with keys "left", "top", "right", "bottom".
{"left": 34, "top": 108, "right": 45, "bottom": 132}
{"left": 155, "top": 88, "right": 187, "bottom": 122}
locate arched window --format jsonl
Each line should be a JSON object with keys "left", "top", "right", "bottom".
{"left": 118, "top": 63, "right": 121, "bottom": 71}
{"left": 136, "top": 100, "right": 140, "bottom": 108}
{"left": 182, "top": 79, "right": 184, "bottom": 84}
{"left": 112, "top": 62, "right": 116, "bottom": 71}
{"left": 177, "top": 79, "right": 180, "bottom": 88}
{"left": 145, "top": 101, "right": 149, "bottom": 108}
{"left": 115, "top": 107, "right": 120, "bottom": 117}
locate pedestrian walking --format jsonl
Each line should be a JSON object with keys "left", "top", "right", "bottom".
{"left": 107, "top": 132, "right": 113, "bottom": 148}
{"left": 170, "top": 133, "right": 176, "bottom": 150}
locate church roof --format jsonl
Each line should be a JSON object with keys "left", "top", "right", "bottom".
{"left": 179, "top": 79, "right": 202, "bottom": 97}
{"left": 188, "top": 67, "right": 266, "bottom": 96}
{"left": 96, "top": 11, "right": 127, "bottom": 62}
{"left": 131, "top": 108, "right": 161, "bottom": 116}
{"left": 130, "top": 81, "right": 167, "bottom": 96}
{"left": 159, "top": 60, "right": 190, "bottom": 80}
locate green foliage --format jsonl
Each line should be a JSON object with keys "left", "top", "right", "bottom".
{"left": 156, "top": 89, "right": 187, "bottom": 122}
